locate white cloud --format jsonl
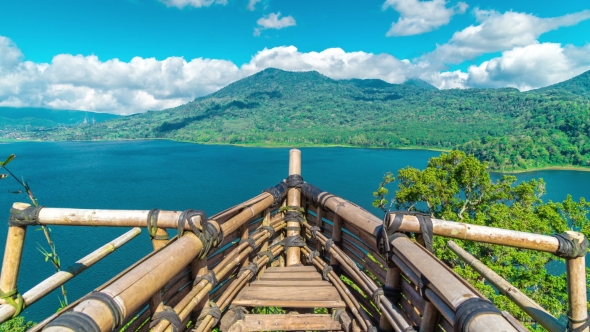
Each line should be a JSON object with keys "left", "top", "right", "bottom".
{"left": 247, "top": 0, "right": 261, "bottom": 11}
{"left": 423, "top": 9, "right": 590, "bottom": 65}
{"left": 254, "top": 12, "right": 296, "bottom": 36}
{"left": 159, "top": 0, "right": 227, "bottom": 9}
{"left": 383, "top": 0, "right": 468, "bottom": 36}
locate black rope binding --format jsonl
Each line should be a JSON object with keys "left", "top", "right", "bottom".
{"left": 257, "top": 250, "right": 275, "bottom": 262}
{"left": 239, "top": 237, "right": 258, "bottom": 251}
{"left": 310, "top": 226, "right": 321, "bottom": 239}
{"left": 300, "top": 183, "right": 325, "bottom": 209}
{"left": 197, "top": 301, "right": 222, "bottom": 327}
{"left": 325, "top": 238, "right": 335, "bottom": 253}
{"left": 273, "top": 235, "right": 306, "bottom": 252}
{"left": 453, "top": 298, "right": 502, "bottom": 332}
{"left": 283, "top": 210, "right": 305, "bottom": 224}
{"left": 383, "top": 286, "right": 401, "bottom": 303}
{"left": 46, "top": 311, "right": 101, "bottom": 332}
{"left": 8, "top": 205, "right": 43, "bottom": 227}
{"left": 286, "top": 174, "right": 304, "bottom": 188}
{"left": 150, "top": 306, "right": 182, "bottom": 332}
{"left": 193, "top": 269, "right": 218, "bottom": 288}
{"left": 332, "top": 308, "right": 344, "bottom": 322}
{"left": 322, "top": 265, "right": 333, "bottom": 280}
{"left": 84, "top": 292, "right": 124, "bottom": 330}
{"left": 238, "top": 262, "right": 259, "bottom": 281}
{"left": 177, "top": 209, "right": 221, "bottom": 259}
{"left": 260, "top": 225, "right": 275, "bottom": 238}
{"left": 372, "top": 288, "right": 384, "bottom": 305}
{"left": 379, "top": 211, "right": 434, "bottom": 254}
{"left": 228, "top": 306, "right": 248, "bottom": 321}
{"left": 554, "top": 232, "right": 588, "bottom": 258}
{"left": 308, "top": 249, "right": 320, "bottom": 263}
{"left": 146, "top": 209, "right": 169, "bottom": 241}
{"left": 262, "top": 181, "right": 288, "bottom": 206}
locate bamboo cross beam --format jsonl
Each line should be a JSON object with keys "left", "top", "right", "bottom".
{"left": 0, "top": 227, "right": 141, "bottom": 324}
{"left": 447, "top": 241, "right": 566, "bottom": 332}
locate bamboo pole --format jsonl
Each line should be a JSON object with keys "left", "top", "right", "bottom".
{"left": 419, "top": 302, "right": 440, "bottom": 332}
{"left": 564, "top": 232, "right": 589, "bottom": 332}
{"left": 43, "top": 232, "right": 204, "bottom": 332}
{"left": 389, "top": 235, "right": 517, "bottom": 332}
{"left": 286, "top": 148, "right": 302, "bottom": 266}
{"left": 258, "top": 208, "right": 271, "bottom": 278}
{"left": 447, "top": 241, "right": 566, "bottom": 332}
{"left": 0, "top": 228, "right": 140, "bottom": 323}
{"left": 190, "top": 258, "right": 209, "bottom": 325}
{"left": 0, "top": 203, "right": 29, "bottom": 304}
{"left": 389, "top": 213, "right": 561, "bottom": 253}
{"left": 379, "top": 264, "right": 402, "bottom": 332}
{"left": 330, "top": 214, "right": 342, "bottom": 273}
{"left": 151, "top": 228, "right": 169, "bottom": 250}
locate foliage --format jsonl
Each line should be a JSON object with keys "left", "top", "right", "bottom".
{"left": 6, "top": 68, "right": 590, "bottom": 172}
{"left": 0, "top": 316, "right": 35, "bottom": 332}
{"left": 378, "top": 150, "right": 590, "bottom": 330}
{"left": 0, "top": 154, "right": 69, "bottom": 308}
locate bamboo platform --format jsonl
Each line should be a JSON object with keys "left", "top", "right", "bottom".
{"left": 0, "top": 149, "right": 587, "bottom": 332}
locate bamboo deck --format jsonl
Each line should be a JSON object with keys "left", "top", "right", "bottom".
{"left": 0, "top": 149, "right": 587, "bottom": 332}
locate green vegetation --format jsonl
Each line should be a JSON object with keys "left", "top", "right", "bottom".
{"left": 0, "top": 316, "right": 35, "bottom": 332}
{"left": 375, "top": 150, "right": 589, "bottom": 330}
{"left": 8, "top": 68, "right": 590, "bottom": 171}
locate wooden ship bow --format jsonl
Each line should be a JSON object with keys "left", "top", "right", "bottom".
{"left": 0, "top": 149, "right": 587, "bottom": 332}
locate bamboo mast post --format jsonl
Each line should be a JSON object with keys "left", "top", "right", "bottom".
{"left": 147, "top": 222, "right": 169, "bottom": 319}
{"left": 447, "top": 241, "right": 566, "bottom": 332}
{"left": 564, "top": 232, "right": 589, "bottom": 332}
{"left": 286, "top": 149, "right": 302, "bottom": 266}
{"left": 379, "top": 263, "right": 402, "bottom": 332}
{"left": 0, "top": 203, "right": 29, "bottom": 306}
{"left": 0, "top": 228, "right": 141, "bottom": 323}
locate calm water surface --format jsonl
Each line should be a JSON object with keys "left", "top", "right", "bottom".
{"left": 0, "top": 141, "right": 588, "bottom": 322}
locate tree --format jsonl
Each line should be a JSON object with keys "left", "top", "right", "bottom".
{"left": 375, "top": 150, "right": 590, "bottom": 330}
{"left": 0, "top": 316, "right": 35, "bottom": 332}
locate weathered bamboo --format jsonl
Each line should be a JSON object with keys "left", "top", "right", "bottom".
{"left": 151, "top": 228, "right": 169, "bottom": 250}
{"left": 447, "top": 241, "right": 566, "bottom": 332}
{"left": 315, "top": 206, "right": 324, "bottom": 253}
{"left": 389, "top": 213, "right": 561, "bottom": 253}
{"left": 379, "top": 264, "right": 402, "bottom": 332}
{"left": 191, "top": 258, "right": 209, "bottom": 325}
{"left": 43, "top": 232, "right": 203, "bottom": 332}
{"left": 330, "top": 214, "right": 342, "bottom": 272}
{"left": 258, "top": 208, "right": 271, "bottom": 278}
{"left": 0, "top": 203, "right": 29, "bottom": 304}
{"left": 0, "top": 228, "right": 140, "bottom": 323}
{"left": 565, "top": 232, "right": 589, "bottom": 332}
{"left": 419, "top": 302, "right": 440, "bottom": 332}
{"left": 147, "top": 224, "right": 169, "bottom": 321}
{"left": 286, "top": 148, "right": 302, "bottom": 266}
{"left": 390, "top": 235, "right": 517, "bottom": 332}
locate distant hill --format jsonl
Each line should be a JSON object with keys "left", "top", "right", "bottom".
{"left": 16, "top": 68, "right": 590, "bottom": 171}
{"left": 0, "top": 107, "right": 119, "bottom": 126}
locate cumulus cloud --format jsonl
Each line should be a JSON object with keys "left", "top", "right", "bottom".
{"left": 247, "top": 0, "right": 261, "bottom": 11}
{"left": 254, "top": 12, "right": 296, "bottom": 36}
{"left": 159, "top": 0, "right": 227, "bottom": 9}
{"left": 383, "top": 0, "right": 468, "bottom": 36}
{"left": 423, "top": 9, "right": 590, "bottom": 65}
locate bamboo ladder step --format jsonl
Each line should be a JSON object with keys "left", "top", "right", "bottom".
{"left": 232, "top": 266, "right": 346, "bottom": 308}
{"left": 227, "top": 314, "right": 342, "bottom": 331}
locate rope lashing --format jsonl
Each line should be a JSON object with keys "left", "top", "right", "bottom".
{"left": 239, "top": 237, "right": 258, "bottom": 251}
{"left": 228, "top": 306, "right": 248, "bottom": 321}
{"left": 0, "top": 288, "right": 25, "bottom": 317}
{"left": 177, "top": 209, "right": 222, "bottom": 259}
{"left": 260, "top": 225, "right": 275, "bottom": 238}
{"left": 453, "top": 298, "right": 502, "bottom": 332}
{"left": 256, "top": 250, "right": 275, "bottom": 262}
{"left": 308, "top": 249, "right": 320, "bottom": 263}
{"left": 193, "top": 269, "right": 218, "bottom": 288}
{"left": 299, "top": 183, "right": 326, "bottom": 209}
{"left": 325, "top": 238, "right": 335, "bottom": 253}
{"left": 8, "top": 205, "right": 43, "bottom": 227}
{"left": 286, "top": 174, "right": 304, "bottom": 188}
{"left": 146, "top": 208, "right": 168, "bottom": 241}
{"left": 45, "top": 311, "right": 100, "bottom": 332}
{"left": 238, "top": 262, "right": 259, "bottom": 281}
{"left": 84, "top": 291, "right": 124, "bottom": 330}
{"left": 262, "top": 181, "right": 288, "bottom": 206}
{"left": 149, "top": 306, "right": 182, "bottom": 332}
{"left": 197, "top": 301, "right": 222, "bottom": 327}
{"left": 332, "top": 308, "right": 344, "bottom": 322}
{"left": 378, "top": 211, "right": 434, "bottom": 254}
{"left": 272, "top": 235, "right": 306, "bottom": 252}
{"left": 372, "top": 288, "right": 384, "bottom": 305}
{"left": 283, "top": 210, "right": 305, "bottom": 224}
{"left": 322, "top": 265, "right": 333, "bottom": 280}
{"left": 310, "top": 226, "right": 321, "bottom": 238}
{"left": 554, "top": 232, "right": 588, "bottom": 258}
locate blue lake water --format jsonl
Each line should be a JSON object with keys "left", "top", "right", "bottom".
{"left": 0, "top": 140, "right": 588, "bottom": 323}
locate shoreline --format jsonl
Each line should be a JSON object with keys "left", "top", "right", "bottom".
{"left": 3, "top": 138, "right": 590, "bottom": 173}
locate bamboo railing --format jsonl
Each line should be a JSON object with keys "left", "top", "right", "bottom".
{"left": 0, "top": 148, "right": 586, "bottom": 332}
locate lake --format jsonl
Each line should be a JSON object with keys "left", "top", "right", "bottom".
{"left": 0, "top": 140, "right": 588, "bottom": 323}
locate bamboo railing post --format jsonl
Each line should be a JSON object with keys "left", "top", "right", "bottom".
{"left": 258, "top": 208, "right": 271, "bottom": 278}
{"left": 315, "top": 206, "right": 324, "bottom": 254}
{"left": 0, "top": 203, "right": 29, "bottom": 306}
{"left": 420, "top": 302, "right": 440, "bottom": 332}
{"left": 239, "top": 222, "right": 250, "bottom": 266}
{"left": 151, "top": 228, "right": 169, "bottom": 250}
{"left": 191, "top": 258, "right": 209, "bottom": 324}
{"left": 564, "top": 232, "right": 589, "bottom": 332}
{"left": 286, "top": 149, "right": 302, "bottom": 266}
{"left": 147, "top": 224, "right": 169, "bottom": 319}
{"left": 447, "top": 241, "right": 566, "bottom": 332}
{"left": 330, "top": 214, "right": 342, "bottom": 273}
{"left": 379, "top": 264, "right": 401, "bottom": 331}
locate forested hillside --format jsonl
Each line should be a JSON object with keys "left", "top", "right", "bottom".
{"left": 18, "top": 68, "right": 590, "bottom": 171}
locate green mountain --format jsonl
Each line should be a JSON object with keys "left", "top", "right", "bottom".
{"left": 536, "top": 70, "right": 590, "bottom": 97}
{"left": 0, "top": 107, "right": 120, "bottom": 132}
{"left": 19, "top": 68, "right": 590, "bottom": 171}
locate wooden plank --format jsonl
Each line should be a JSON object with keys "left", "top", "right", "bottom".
{"left": 233, "top": 286, "right": 346, "bottom": 308}
{"left": 400, "top": 277, "right": 425, "bottom": 313}
{"left": 248, "top": 280, "right": 332, "bottom": 288}
{"left": 259, "top": 272, "right": 323, "bottom": 281}
{"left": 264, "top": 266, "right": 317, "bottom": 273}
{"left": 400, "top": 295, "right": 422, "bottom": 327}
{"left": 230, "top": 314, "right": 342, "bottom": 331}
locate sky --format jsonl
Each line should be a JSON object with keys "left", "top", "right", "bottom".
{"left": 0, "top": 0, "right": 589, "bottom": 114}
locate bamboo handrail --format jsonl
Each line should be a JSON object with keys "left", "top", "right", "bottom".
{"left": 447, "top": 241, "right": 566, "bottom": 332}
{"left": 0, "top": 228, "right": 141, "bottom": 324}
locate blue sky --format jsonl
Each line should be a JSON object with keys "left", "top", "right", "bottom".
{"left": 0, "top": 0, "right": 589, "bottom": 114}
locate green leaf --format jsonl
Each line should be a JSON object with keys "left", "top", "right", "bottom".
{"left": 1, "top": 154, "right": 15, "bottom": 166}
